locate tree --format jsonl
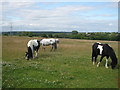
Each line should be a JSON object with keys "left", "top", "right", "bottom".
{"left": 48, "top": 34, "right": 53, "bottom": 38}
{"left": 54, "top": 34, "right": 59, "bottom": 38}
{"left": 72, "top": 30, "right": 78, "bottom": 35}
{"left": 41, "top": 34, "right": 48, "bottom": 38}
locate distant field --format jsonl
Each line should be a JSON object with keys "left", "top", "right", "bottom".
{"left": 2, "top": 36, "right": 119, "bottom": 88}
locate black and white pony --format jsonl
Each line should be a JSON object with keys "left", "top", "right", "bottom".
{"left": 92, "top": 42, "right": 118, "bottom": 69}
{"left": 25, "top": 39, "right": 40, "bottom": 60}
{"left": 40, "top": 38, "right": 59, "bottom": 51}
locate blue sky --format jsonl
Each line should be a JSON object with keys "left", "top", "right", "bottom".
{"left": 2, "top": 2, "right": 118, "bottom": 32}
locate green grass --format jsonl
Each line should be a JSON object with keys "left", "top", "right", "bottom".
{"left": 2, "top": 36, "right": 118, "bottom": 88}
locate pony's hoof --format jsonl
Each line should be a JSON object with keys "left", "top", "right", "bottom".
{"left": 105, "top": 66, "right": 108, "bottom": 68}
{"left": 97, "top": 65, "right": 99, "bottom": 67}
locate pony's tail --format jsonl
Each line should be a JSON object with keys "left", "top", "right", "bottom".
{"left": 54, "top": 43, "right": 57, "bottom": 49}
{"left": 109, "top": 49, "right": 118, "bottom": 69}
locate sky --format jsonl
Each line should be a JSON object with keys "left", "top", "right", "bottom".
{"left": 1, "top": 1, "right": 119, "bottom": 32}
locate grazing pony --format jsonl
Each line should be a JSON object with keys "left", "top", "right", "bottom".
{"left": 40, "top": 38, "right": 59, "bottom": 51}
{"left": 92, "top": 42, "right": 118, "bottom": 69}
{"left": 25, "top": 39, "right": 40, "bottom": 60}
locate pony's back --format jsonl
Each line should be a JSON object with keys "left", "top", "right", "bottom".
{"left": 40, "top": 39, "right": 56, "bottom": 45}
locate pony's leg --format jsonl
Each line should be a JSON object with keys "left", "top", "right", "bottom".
{"left": 92, "top": 55, "right": 98, "bottom": 65}
{"left": 35, "top": 47, "right": 40, "bottom": 58}
{"left": 43, "top": 46, "right": 45, "bottom": 51}
{"left": 95, "top": 55, "right": 98, "bottom": 63}
{"left": 54, "top": 43, "right": 57, "bottom": 51}
{"left": 105, "top": 56, "right": 109, "bottom": 68}
{"left": 36, "top": 51, "right": 38, "bottom": 57}
{"left": 50, "top": 45, "right": 53, "bottom": 51}
{"left": 33, "top": 53, "right": 35, "bottom": 59}
{"left": 92, "top": 51, "right": 95, "bottom": 65}
{"left": 105, "top": 59, "right": 108, "bottom": 68}
{"left": 31, "top": 53, "right": 34, "bottom": 59}
{"left": 42, "top": 46, "right": 45, "bottom": 51}
{"left": 34, "top": 51, "right": 38, "bottom": 58}
{"left": 92, "top": 57, "right": 95, "bottom": 65}
{"left": 32, "top": 46, "right": 35, "bottom": 59}
{"left": 97, "top": 56, "right": 104, "bottom": 67}
{"left": 33, "top": 50, "right": 36, "bottom": 59}
{"left": 53, "top": 44, "right": 56, "bottom": 51}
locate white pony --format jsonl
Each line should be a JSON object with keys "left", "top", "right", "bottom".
{"left": 40, "top": 38, "right": 59, "bottom": 51}
{"left": 25, "top": 39, "right": 40, "bottom": 60}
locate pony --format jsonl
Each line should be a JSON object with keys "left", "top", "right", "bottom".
{"left": 92, "top": 42, "right": 118, "bottom": 69}
{"left": 40, "top": 38, "right": 59, "bottom": 51}
{"left": 25, "top": 39, "right": 40, "bottom": 60}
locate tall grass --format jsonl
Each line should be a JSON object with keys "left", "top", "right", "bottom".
{"left": 2, "top": 36, "right": 118, "bottom": 88}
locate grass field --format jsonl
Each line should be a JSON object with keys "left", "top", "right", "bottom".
{"left": 2, "top": 36, "right": 119, "bottom": 88}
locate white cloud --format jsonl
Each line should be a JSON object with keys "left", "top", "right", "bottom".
{"left": 11, "top": 5, "right": 93, "bottom": 21}
{"left": 3, "top": 2, "right": 35, "bottom": 11}
{"left": 2, "top": 2, "right": 118, "bottom": 32}
{"left": 108, "top": 23, "right": 113, "bottom": 26}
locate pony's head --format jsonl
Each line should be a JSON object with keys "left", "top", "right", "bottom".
{"left": 109, "top": 48, "right": 118, "bottom": 69}
{"left": 111, "top": 57, "right": 118, "bottom": 69}
{"left": 25, "top": 47, "right": 32, "bottom": 60}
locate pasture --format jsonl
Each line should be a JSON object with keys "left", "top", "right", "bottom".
{"left": 2, "top": 36, "right": 119, "bottom": 88}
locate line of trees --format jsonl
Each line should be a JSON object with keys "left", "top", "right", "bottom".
{"left": 2, "top": 30, "right": 120, "bottom": 41}
{"left": 53, "top": 32, "right": 120, "bottom": 41}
